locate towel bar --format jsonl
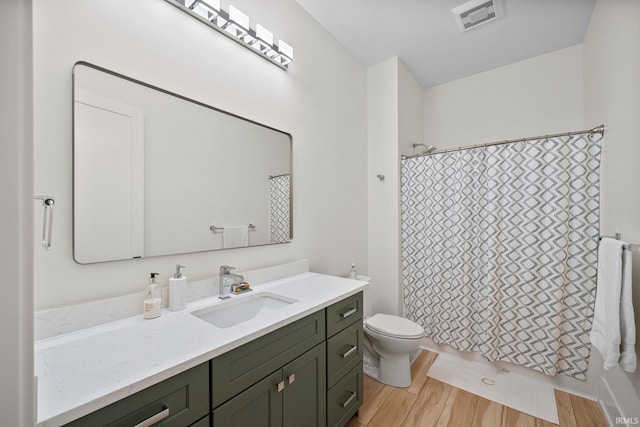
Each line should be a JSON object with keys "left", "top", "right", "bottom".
{"left": 598, "top": 234, "right": 638, "bottom": 251}
{"left": 210, "top": 224, "right": 256, "bottom": 232}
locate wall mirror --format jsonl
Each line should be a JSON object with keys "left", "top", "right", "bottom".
{"left": 73, "top": 62, "right": 292, "bottom": 264}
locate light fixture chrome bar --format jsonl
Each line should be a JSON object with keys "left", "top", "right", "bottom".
{"left": 164, "top": 0, "right": 293, "bottom": 70}
{"left": 401, "top": 124, "right": 605, "bottom": 160}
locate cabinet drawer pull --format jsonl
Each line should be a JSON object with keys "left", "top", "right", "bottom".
{"left": 340, "top": 392, "right": 357, "bottom": 408}
{"left": 341, "top": 345, "right": 357, "bottom": 359}
{"left": 134, "top": 407, "right": 170, "bottom": 427}
{"left": 288, "top": 373, "right": 295, "bottom": 384}
{"left": 341, "top": 307, "right": 357, "bottom": 319}
{"left": 277, "top": 381, "right": 285, "bottom": 392}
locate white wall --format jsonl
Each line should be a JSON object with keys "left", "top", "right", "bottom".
{"left": 0, "top": 0, "right": 34, "bottom": 425}
{"left": 33, "top": 0, "right": 368, "bottom": 310}
{"left": 398, "top": 61, "right": 425, "bottom": 172}
{"left": 367, "top": 58, "right": 423, "bottom": 317}
{"left": 397, "top": 61, "right": 424, "bottom": 314}
{"left": 424, "top": 45, "right": 584, "bottom": 149}
{"left": 583, "top": 0, "right": 640, "bottom": 421}
{"left": 367, "top": 58, "right": 399, "bottom": 316}
{"left": 420, "top": 45, "right": 608, "bottom": 397}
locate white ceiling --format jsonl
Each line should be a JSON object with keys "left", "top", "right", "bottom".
{"left": 294, "top": 0, "right": 596, "bottom": 88}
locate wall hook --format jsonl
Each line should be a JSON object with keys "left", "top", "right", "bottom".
{"left": 376, "top": 174, "right": 385, "bottom": 181}
{"left": 34, "top": 195, "right": 55, "bottom": 250}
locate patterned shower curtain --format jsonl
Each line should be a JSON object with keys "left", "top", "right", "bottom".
{"left": 268, "top": 174, "right": 291, "bottom": 244}
{"left": 401, "top": 133, "right": 602, "bottom": 380}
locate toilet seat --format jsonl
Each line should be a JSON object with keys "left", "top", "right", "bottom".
{"left": 365, "top": 313, "right": 424, "bottom": 339}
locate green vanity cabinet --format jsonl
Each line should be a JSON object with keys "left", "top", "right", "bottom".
{"left": 211, "top": 310, "right": 325, "bottom": 408}
{"left": 61, "top": 291, "right": 365, "bottom": 427}
{"left": 63, "top": 362, "right": 209, "bottom": 427}
{"left": 213, "top": 342, "right": 326, "bottom": 427}
{"left": 210, "top": 292, "right": 364, "bottom": 427}
{"left": 210, "top": 310, "right": 326, "bottom": 427}
{"left": 325, "top": 292, "right": 364, "bottom": 427}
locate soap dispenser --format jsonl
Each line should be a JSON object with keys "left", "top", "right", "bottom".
{"left": 143, "top": 273, "right": 162, "bottom": 319}
{"left": 169, "top": 264, "right": 187, "bottom": 312}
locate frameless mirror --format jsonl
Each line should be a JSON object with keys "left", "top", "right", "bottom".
{"left": 73, "top": 62, "right": 292, "bottom": 264}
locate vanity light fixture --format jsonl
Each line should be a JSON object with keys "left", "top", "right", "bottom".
{"left": 225, "top": 5, "right": 251, "bottom": 40}
{"left": 165, "top": 0, "right": 294, "bottom": 69}
{"left": 254, "top": 24, "right": 276, "bottom": 57}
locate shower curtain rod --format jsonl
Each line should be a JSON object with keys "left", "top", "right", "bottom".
{"left": 401, "top": 124, "right": 605, "bottom": 160}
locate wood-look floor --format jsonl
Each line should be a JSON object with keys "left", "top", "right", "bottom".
{"left": 346, "top": 350, "right": 608, "bottom": 427}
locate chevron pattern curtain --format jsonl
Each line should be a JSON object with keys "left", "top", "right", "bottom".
{"left": 401, "top": 134, "right": 601, "bottom": 380}
{"left": 269, "top": 174, "right": 291, "bottom": 244}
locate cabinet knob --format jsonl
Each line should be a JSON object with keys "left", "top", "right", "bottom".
{"left": 341, "top": 392, "right": 357, "bottom": 408}
{"left": 133, "top": 407, "right": 170, "bottom": 427}
{"left": 277, "top": 381, "right": 285, "bottom": 392}
{"left": 341, "top": 307, "right": 357, "bottom": 319}
{"left": 288, "top": 373, "right": 295, "bottom": 384}
{"left": 341, "top": 345, "right": 357, "bottom": 359}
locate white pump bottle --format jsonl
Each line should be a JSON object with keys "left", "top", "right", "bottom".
{"left": 169, "top": 264, "right": 187, "bottom": 311}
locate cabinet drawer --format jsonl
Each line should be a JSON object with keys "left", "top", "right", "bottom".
{"left": 327, "top": 362, "right": 363, "bottom": 427}
{"left": 212, "top": 310, "right": 325, "bottom": 407}
{"left": 327, "top": 320, "right": 363, "bottom": 388}
{"left": 326, "top": 292, "right": 363, "bottom": 337}
{"left": 64, "top": 362, "right": 209, "bottom": 427}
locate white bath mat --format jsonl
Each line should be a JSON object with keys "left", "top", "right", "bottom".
{"left": 427, "top": 353, "right": 559, "bottom": 424}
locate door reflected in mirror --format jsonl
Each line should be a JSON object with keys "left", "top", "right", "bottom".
{"left": 73, "top": 62, "right": 292, "bottom": 264}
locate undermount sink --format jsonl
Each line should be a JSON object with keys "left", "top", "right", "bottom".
{"left": 192, "top": 292, "right": 298, "bottom": 328}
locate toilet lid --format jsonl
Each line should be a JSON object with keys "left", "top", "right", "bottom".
{"left": 365, "top": 313, "right": 424, "bottom": 339}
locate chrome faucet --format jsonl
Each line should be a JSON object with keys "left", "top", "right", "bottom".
{"left": 218, "top": 265, "right": 244, "bottom": 299}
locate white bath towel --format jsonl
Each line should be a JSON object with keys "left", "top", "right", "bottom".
{"left": 619, "top": 246, "right": 637, "bottom": 372}
{"left": 590, "top": 238, "right": 637, "bottom": 372}
{"left": 222, "top": 226, "right": 249, "bottom": 249}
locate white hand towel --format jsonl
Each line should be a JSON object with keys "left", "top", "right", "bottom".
{"left": 619, "top": 246, "right": 637, "bottom": 372}
{"left": 223, "top": 226, "right": 249, "bottom": 249}
{"left": 590, "top": 238, "right": 637, "bottom": 372}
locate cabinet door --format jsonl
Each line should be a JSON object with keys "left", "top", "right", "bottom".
{"left": 189, "top": 415, "right": 210, "bottom": 427}
{"left": 282, "top": 342, "right": 326, "bottom": 427}
{"left": 213, "top": 370, "right": 283, "bottom": 427}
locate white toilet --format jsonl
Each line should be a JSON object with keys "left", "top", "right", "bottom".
{"left": 363, "top": 313, "right": 425, "bottom": 387}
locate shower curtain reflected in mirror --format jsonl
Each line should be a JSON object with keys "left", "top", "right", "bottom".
{"left": 269, "top": 173, "right": 291, "bottom": 244}
{"left": 400, "top": 133, "right": 602, "bottom": 380}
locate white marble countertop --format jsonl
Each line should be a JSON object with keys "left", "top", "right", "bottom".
{"left": 34, "top": 272, "right": 368, "bottom": 426}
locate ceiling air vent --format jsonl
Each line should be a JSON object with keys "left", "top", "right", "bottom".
{"left": 451, "top": 0, "right": 503, "bottom": 32}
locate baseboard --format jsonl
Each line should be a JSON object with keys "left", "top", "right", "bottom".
{"left": 599, "top": 377, "right": 638, "bottom": 427}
